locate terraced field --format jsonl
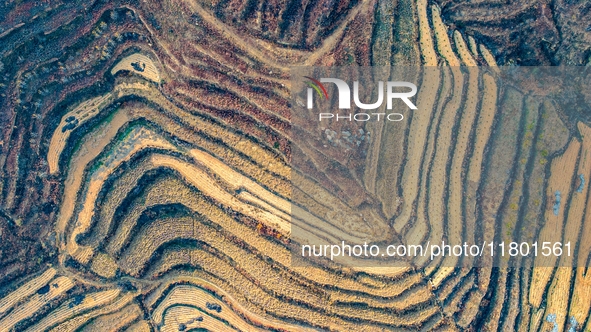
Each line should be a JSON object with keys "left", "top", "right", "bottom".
{"left": 0, "top": 0, "right": 590, "bottom": 331}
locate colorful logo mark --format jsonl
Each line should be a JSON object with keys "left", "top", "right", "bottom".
{"left": 304, "top": 76, "right": 328, "bottom": 100}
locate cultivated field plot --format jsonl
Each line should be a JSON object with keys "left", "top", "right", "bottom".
{"left": 0, "top": 0, "right": 590, "bottom": 331}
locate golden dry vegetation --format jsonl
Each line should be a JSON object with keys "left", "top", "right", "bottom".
{"left": 0, "top": 0, "right": 588, "bottom": 331}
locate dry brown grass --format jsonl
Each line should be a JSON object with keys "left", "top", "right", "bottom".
{"left": 54, "top": 109, "right": 130, "bottom": 256}
{"left": 431, "top": 5, "right": 460, "bottom": 66}
{"left": 392, "top": 67, "right": 440, "bottom": 232}
{"left": 111, "top": 53, "right": 161, "bottom": 83}
{"left": 160, "top": 305, "right": 238, "bottom": 332}
{"left": 468, "top": 35, "right": 478, "bottom": 57}
{"left": 125, "top": 320, "right": 151, "bottom": 332}
{"left": 467, "top": 73, "right": 497, "bottom": 184}
{"left": 569, "top": 123, "right": 591, "bottom": 324}
{"left": 480, "top": 44, "right": 499, "bottom": 69}
{"left": 48, "top": 293, "right": 135, "bottom": 332}
{"left": 438, "top": 65, "right": 479, "bottom": 274}
{"left": 15, "top": 3, "right": 586, "bottom": 330}
{"left": 152, "top": 153, "right": 290, "bottom": 234}
{"left": 417, "top": 0, "right": 437, "bottom": 66}
{"left": 47, "top": 94, "right": 112, "bottom": 174}
{"left": 67, "top": 127, "right": 176, "bottom": 262}
{"left": 550, "top": 124, "right": 591, "bottom": 325}
{"left": 90, "top": 253, "right": 119, "bottom": 279}
{"left": 153, "top": 285, "right": 269, "bottom": 331}
{"left": 0, "top": 276, "right": 74, "bottom": 332}
{"left": 129, "top": 178, "right": 419, "bottom": 296}
{"left": 0, "top": 268, "right": 57, "bottom": 317}
{"left": 25, "top": 289, "right": 121, "bottom": 332}
{"left": 453, "top": 30, "right": 477, "bottom": 66}
{"left": 423, "top": 66, "right": 462, "bottom": 275}
{"left": 78, "top": 302, "right": 142, "bottom": 331}
{"left": 529, "top": 139, "right": 580, "bottom": 308}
